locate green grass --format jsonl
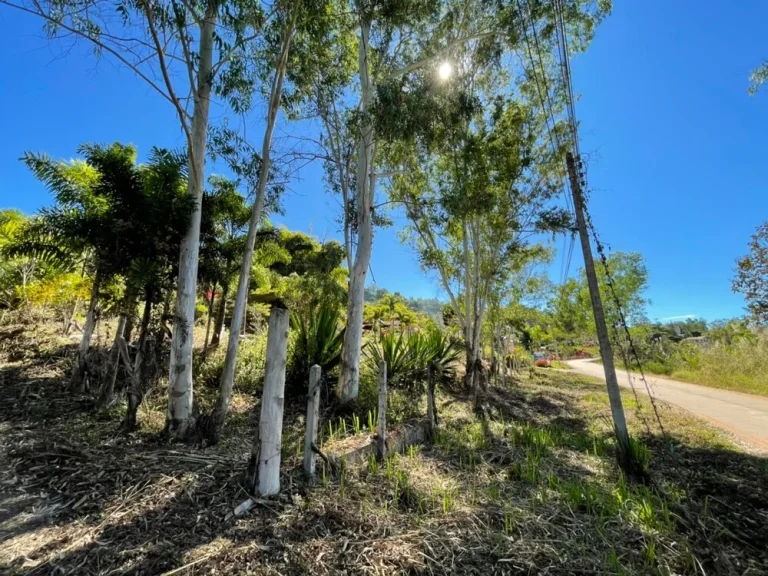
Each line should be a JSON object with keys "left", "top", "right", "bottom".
{"left": 628, "top": 341, "right": 768, "bottom": 397}
{"left": 605, "top": 338, "right": 768, "bottom": 397}
{"left": 4, "top": 328, "right": 767, "bottom": 576}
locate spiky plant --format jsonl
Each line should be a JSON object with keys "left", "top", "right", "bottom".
{"left": 287, "top": 304, "right": 345, "bottom": 396}
{"left": 365, "top": 330, "right": 419, "bottom": 390}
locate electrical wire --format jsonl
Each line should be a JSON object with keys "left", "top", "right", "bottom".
{"left": 552, "top": 0, "right": 666, "bottom": 438}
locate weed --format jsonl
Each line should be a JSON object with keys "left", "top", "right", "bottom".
{"left": 563, "top": 482, "right": 600, "bottom": 515}
{"left": 485, "top": 484, "right": 500, "bottom": 502}
{"left": 503, "top": 508, "right": 514, "bottom": 536}
{"left": 606, "top": 549, "right": 625, "bottom": 574}
{"left": 442, "top": 489, "right": 453, "bottom": 515}
{"left": 368, "top": 409, "right": 375, "bottom": 433}
{"left": 385, "top": 455, "right": 396, "bottom": 480}
{"left": 612, "top": 471, "right": 629, "bottom": 507}
{"left": 508, "top": 449, "right": 541, "bottom": 484}
{"left": 353, "top": 414, "right": 361, "bottom": 435}
{"left": 643, "top": 536, "right": 657, "bottom": 568}
{"left": 547, "top": 473, "right": 560, "bottom": 490}
{"left": 368, "top": 453, "right": 379, "bottom": 474}
{"left": 321, "top": 461, "right": 328, "bottom": 487}
{"left": 637, "top": 496, "right": 656, "bottom": 530}
{"left": 627, "top": 435, "right": 650, "bottom": 472}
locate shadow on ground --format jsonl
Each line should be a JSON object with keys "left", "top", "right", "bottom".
{"left": 1, "top": 333, "right": 766, "bottom": 574}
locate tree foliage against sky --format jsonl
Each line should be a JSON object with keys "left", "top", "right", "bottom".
{"left": 733, "top": 221, "right": 768, "bottom": 325}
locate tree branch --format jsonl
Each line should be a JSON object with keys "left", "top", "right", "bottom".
{"left": 1, "top": 0, "right": 175, "bottom": 107}
{"left": 141, "top": 0, "right": 193, "bottom": 146}
{"left": 384, "top": 31, "right": 499, "bottom": 82}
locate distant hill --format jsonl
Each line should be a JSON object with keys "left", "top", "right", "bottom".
{"left": 364, "top": 286, "right": 444, "bottom": 319}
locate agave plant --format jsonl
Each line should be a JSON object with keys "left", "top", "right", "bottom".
{"left": 287, "top": 304, "right": 345, "bottom": 396}
{"left": 422, "top": 328, "right": 462, "bottom": 382}
{"left": 365, "top": 331, "right": 419, "bottom": 389}
{"left": 365, "top": 328, "right": 462, "bottom": 391}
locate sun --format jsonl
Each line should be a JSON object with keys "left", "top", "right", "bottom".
{"left": 438, "top": 61, "right": 452, "bottom": 80}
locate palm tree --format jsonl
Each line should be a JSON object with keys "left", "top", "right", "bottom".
{"left": 20, "top": 145, "right": 139, "bottom": 391}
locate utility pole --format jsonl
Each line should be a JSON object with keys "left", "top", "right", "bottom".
{"left": 566, "top": 152, "right": 630, "bottom": 452}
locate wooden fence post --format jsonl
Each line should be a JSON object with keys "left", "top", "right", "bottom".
{"left": 426, "top": 364, "right": 437, "bottom": 437}
{"left": 376, "top": 360, "right": 387, "bottom": 460}
{"left": 304, "top": 364, "right": 321, "bottom": 478}
{"left": 257, "top": 304, "right": 290, "bottom": 496}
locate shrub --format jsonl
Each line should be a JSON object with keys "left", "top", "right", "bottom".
{"left": 364, "top": 327, "right": 462, "bottom": 394}
{"left": 286, "top": 304, "right": 344, "bottom": 397}
{"left": 196, "top": 334, "right": 268, "bottom": 395}
{"left": 352, "top": 368, "right": 421, "bottom": 426}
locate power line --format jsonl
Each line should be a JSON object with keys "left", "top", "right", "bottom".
{"left": 515, "top": 0, "right": 575, "bottom": 283}
{"left": 552, "top": 0, "right": 666, "bottom": 436}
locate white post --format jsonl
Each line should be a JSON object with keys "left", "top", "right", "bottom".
{"left": 257, "top": 304, "right": 290, "bottom": 496}
{"left": 376, "top": 360, "right": 387, "bottom": 460}
{"left": 304, "top": 364, "right": 321, "bottom": 478}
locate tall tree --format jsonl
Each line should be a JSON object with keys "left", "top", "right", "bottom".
{"left": 733, "top": 221, "right": 768, "bottom": 325}
{"left": 213, "top": 0, "right": 342, "bottom": 430}
{"left": 3, "top": 0, "right": 266, "bottom": 435}
{"left": 331, "top": 0, "right": 509, "bottom": 403}
{"left": 20, "top": 144, "right": 142, "bottom": 391}
{"left": 550, "top": 251, "right": 649, "bottom": 343}
{"left": 212, "top": 0, "right": 299, "bottom": 430}
{"left": 390, "top": 86, "right": 566, "bottom": 398}
{"left": 198, "top": 177, "right": 251, "bottom": 349}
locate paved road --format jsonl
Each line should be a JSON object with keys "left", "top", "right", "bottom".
{"left": 567, "top": 358, "right": 768, "bottom": 452}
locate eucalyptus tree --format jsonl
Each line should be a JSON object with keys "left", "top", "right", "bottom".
{"left": 123, "top": 149, "right": 194, "bottom": 429}
{"left": 2, "top": 0, "right": 268, "bottom": 435}
{"left": 212, "top": 0, "right": 341, "bottom": 431}
{"left": 319, "top": 0, "right": 519, "bottom": 403}
{"left": 198, "top": 176, "right": 251, "bottom": 352}
{"left": 390, "top": 90, "right": 566, "bottom": 397}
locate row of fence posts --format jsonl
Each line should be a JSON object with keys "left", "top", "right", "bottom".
{"left": 250, "top": 305, "right": 439, "bottom": 497}
{"left": 302, "top": 358, "right": 398, "bottom": 479}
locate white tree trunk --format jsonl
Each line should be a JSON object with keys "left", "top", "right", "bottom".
{"left": 303, "top": 364, "right": 321, "bottom": 478}
{"left": 257, "top": 305, "right": 290, "bottom": 496}
{"left": 166, "top": 11, "right": 217, "bottom": 437}
{"left": 215, "top": 15, "right": 296, "bottom": 428}
{"left": 337, "top": 18, "right": 374, "bottom": 403}
{"left": 376, "top": 360, "right": 387, "bottom": 460}
{"left": 71, "top": 268, "right": 101, "bottom": 392}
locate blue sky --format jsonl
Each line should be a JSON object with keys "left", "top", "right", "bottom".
{"left": 1, "top": 0, "right": 766, "bottom": 322}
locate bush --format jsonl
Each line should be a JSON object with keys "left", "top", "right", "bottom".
{"left": 286, "top": 304, "right": 344, "bottom": 397}
{"left": 364, "top": 328, "right": 462, "bottom": 394}
{"left": 350, "top": 368, "right": 421, "bottom": 427}
{"left": 196, "top": 333, "right": 268, "bottom": 395}
{"left": 506, "top": 349, "right": 532, "bottom": 371}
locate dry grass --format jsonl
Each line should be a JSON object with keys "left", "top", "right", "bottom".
{"left": 0, "top": 321, "right": 766, "bottom": 575}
